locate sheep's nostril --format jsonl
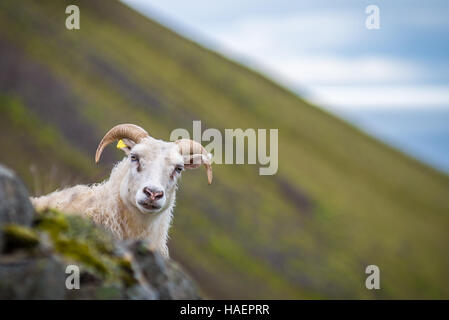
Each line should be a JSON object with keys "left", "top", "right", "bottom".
{"left": 143, "top": 187, "right": 153, "bottom": 198}
{"left": 153, "top": 191, "right": 164, "bottom": 200}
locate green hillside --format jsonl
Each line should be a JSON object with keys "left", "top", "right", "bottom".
{"left": 1, "top": 0, "right": 448, "bottom": 299}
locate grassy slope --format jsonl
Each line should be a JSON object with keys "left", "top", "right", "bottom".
{"left": 0, "top": 0, "right": 448, "bottom": 299}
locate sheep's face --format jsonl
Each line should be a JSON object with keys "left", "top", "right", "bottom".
{"left": 119, "top": 137, "right": 184, "bottom": 214}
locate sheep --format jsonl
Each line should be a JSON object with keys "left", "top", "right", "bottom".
{"left": 31, "top": 124, "right": 213, "bottom": 257}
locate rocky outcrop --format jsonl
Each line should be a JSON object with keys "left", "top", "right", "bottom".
{"left": 0, "top": 165, "right": 34, "bottom": 226}
{"left": 0, "top": 164, "right": 201, "bottom": 300}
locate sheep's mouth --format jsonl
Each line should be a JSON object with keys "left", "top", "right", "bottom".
{"left": 138, "top": 201, "right": 161, "bottom": 211}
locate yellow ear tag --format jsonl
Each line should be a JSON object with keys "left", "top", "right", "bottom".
{"left": 117, "top": 139, "right": 127, "bottom": 149}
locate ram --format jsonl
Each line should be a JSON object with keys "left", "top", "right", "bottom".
{"left": 31, "top": 124, "right": 213, "bottom": 257}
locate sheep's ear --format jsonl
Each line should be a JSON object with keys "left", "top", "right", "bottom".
{"left": 117, "top": 138, "right": 135, "bottom": 155}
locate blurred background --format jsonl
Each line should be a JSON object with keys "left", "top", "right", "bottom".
{"left": 0, "top": 0, "right": 448, "bottom": 298}
{"left": 124, "top": 0, "right": 449, "bottom": 174}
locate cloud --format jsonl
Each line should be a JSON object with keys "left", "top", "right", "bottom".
{"left": 260, "top": 55, "right": 424, "bottom": 86}
{"left": 212, "top": 11, "right": 363, "bottom": 53}
{"left": 306, "top": 85, "right": 449, "bottom": 110}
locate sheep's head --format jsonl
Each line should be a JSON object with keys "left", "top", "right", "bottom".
{"left": 95, "top": 124, "right": 212, "bottom": 214}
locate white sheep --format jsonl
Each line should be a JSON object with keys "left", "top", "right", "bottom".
{"left": 31, "top": 124, "right": 213, "bottom": 257}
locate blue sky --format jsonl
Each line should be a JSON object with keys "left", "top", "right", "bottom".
{"left": 122, "top": 0, "right": 449, "bottom": 112}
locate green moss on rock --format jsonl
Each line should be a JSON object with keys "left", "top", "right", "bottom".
{"left": 33, "top": 209, "right": 136, "bottom": 286}
{"left": 34, "top": 209, "right": 69, "bottom": 238}
{"left": 2, "top": 224, "right": 39, "bottom": 252}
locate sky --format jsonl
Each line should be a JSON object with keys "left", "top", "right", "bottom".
{"left": 121, "top": 0, "right": 449, "bottom": 112}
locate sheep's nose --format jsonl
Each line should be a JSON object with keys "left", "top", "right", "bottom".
{"left": 143, "top": 187, "right": 164, "bottom": 201}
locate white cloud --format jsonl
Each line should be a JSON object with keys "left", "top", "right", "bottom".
{"left": 306, "top": 85, "right": 449, "bottom": 110}
{"left": 212, "top": 11, "right": 362, "bottom": 54}
{"left": 260, "top": 55, "right": 424, "bottom": 86}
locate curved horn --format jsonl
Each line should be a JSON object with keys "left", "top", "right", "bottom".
{"left": 176, "top": 139, "right": 213, "bottom": 184}
{"left": 95, "top": 124, "right": 149, "bottom": 163}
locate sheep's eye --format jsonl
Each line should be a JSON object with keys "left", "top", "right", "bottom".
{"left": 130, "top": 155, "right": 139, "bottom": 162}
{"left": 175, "top": 165, "right": 184, "bottom": 173}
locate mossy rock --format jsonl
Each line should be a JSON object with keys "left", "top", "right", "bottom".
{"left": 0, "top": 208, "right": 201, "bottom": 299}
{"left": 34, "top": 210, "right": 132, "bottom": 285}
{"left": 2, "top": 224, "right": 40, "bottom": 253}
{"left": 0, "top": 164, "right": 35, "bottom": 252}
{"left": 0, "top": 165, "right": 200, "bottom": 299}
